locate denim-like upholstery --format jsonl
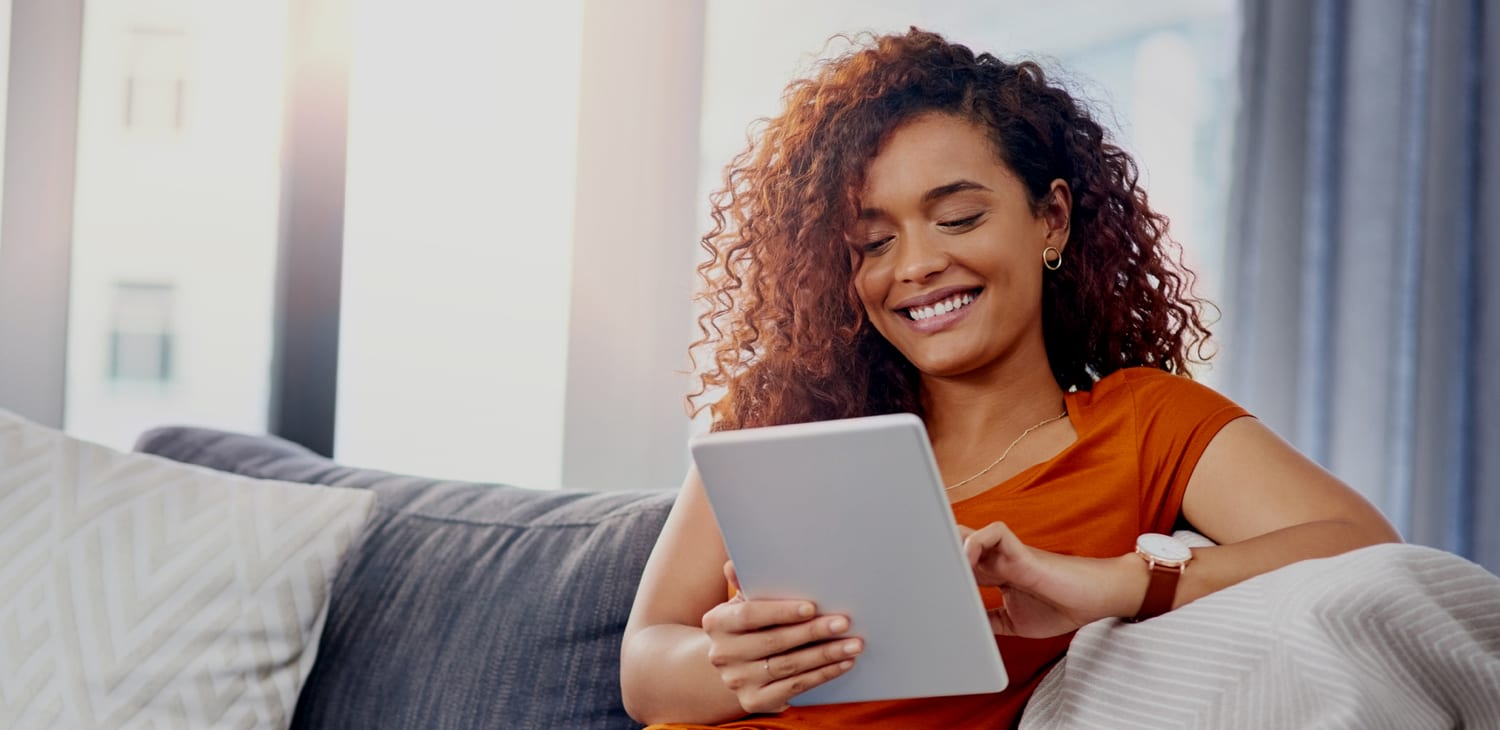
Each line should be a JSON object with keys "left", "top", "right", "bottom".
{"left": 135, "top": 427, "right": 675, "bottom": 730}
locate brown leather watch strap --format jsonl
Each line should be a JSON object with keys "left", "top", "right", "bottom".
{"left": 1129, "top": 560, "right": 1182, "bottom": 623}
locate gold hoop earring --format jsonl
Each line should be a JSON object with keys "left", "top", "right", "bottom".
{"left": 1043, "top": 246, "right": 1063, "bottom": 271}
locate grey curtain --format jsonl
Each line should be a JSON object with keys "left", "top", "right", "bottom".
{"left": 1224, "top": 0, "right": 1498, "bottom": 572}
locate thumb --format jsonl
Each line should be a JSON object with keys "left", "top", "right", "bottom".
{"left": 723, "top": 560, "right": 743, "bottom": 600}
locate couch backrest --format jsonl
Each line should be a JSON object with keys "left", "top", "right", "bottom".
{"left": 136, "top": 427, "right": 675, "bottom": 730}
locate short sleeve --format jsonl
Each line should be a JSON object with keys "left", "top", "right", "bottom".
{"left": 1123, "top": 369, "right": 1252, "bottom": 534}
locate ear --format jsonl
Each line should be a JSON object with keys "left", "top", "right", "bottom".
{"left": 1040, "top": 179, "right": 1072, "bottom": 251}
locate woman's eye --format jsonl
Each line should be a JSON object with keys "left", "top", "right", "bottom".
{"left": 861, "top": 236, "right": 894, "bottom": 255}
{"left": 938, "top": 213, "right": 983, "bottom": 229}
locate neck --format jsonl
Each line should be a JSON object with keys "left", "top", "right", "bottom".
{"left": 920, "top": 345, "right": 1067, "bottom": 452}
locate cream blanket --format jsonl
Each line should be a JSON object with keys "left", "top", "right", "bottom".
{"left": 1021, "top": 544, "right": 1500, "bottom": 729}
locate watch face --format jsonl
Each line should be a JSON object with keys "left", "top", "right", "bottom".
{"left": 1137, "top": 533, "right": 1192, "bottom": 562}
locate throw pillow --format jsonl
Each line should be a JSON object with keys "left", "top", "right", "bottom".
{"left": 0, "top": 409, "right": 374, "bottom": 728}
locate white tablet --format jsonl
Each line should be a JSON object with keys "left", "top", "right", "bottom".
{"left": 690, "top": 413, "right": 1008, "bottom": 706}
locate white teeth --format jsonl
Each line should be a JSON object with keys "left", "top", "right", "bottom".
{"left": 906, "top": 292, "right": 976, "bottom": 321}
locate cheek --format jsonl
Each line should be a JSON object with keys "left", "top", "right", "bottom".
{"left": 851, "top": 268, "right": 899, "bottom": 336}
{"left": 846, "top": 269, "right": 888, "bottom": 335}
{"left": 852, "top": 267, "right": 879, "bottom": 310}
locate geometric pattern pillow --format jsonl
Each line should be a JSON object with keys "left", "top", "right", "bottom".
{"left": 0, "top": 409, "right": 374, "bottom": 729}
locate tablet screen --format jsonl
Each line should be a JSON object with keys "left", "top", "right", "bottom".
{"left": 691, "top": 413, "right": 1008, "bottom": 705}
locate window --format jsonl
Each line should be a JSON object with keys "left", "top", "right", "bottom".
{"left": 64, "top": 0, "right": 287, "bottom": 449}
{"left": 108, "top": 282, "right": 174, "bottom": 383}
{"left": 7, "top": 0, "right": 1239, "bottom": 487}
{"left": 124, "top": 27, "right": 188, "bottom": 132}
{"left": 333, "top": 0, "right": 585, "bottom": 485}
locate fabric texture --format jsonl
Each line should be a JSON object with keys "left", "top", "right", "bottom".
{"left": 1021, "top": 543, "right": 1500, "bottom": 729}
{"left": 651, "top": 367, "right": 1249, "bottom": 730}
{"left": 0, "top": 408, "right": 374, "bottom": 729}
{"left": 1225, "top": 0, "right": 1499, "bottom": 572}
{"left": 134, "top": 424, "right": 676, "bottom": 730}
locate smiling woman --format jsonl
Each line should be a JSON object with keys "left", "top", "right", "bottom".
{"left": 621, "top": 28, "right": 1398, "bottom": 729}
{"left": 688, "top": 38, "right": 1210, "bottom": 433}
{"left": 852, "top": 114, "right": 1071, "bottom": 382}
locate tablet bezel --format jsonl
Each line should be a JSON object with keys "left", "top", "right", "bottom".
{"left": 690, "top": 413, "right": 1008, "bottom": 706}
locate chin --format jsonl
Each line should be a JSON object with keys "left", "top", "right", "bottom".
{"left": 904, "top": 349, "right": 985, "bottom": 378}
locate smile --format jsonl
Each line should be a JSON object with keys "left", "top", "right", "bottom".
{"left": 906, "top": 291, "right": 976, "bottom": 321}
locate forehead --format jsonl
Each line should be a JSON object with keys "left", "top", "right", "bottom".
{"left": 859, "top": 113, "right": 1010, "bottom": 203}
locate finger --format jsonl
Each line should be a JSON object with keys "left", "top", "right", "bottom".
{"left": 764, "top": 635, "right": 863, "bottom": 681}
{"left": 956, "top": 524, "right": 976, "bottom": 541}
{"left": 703, "top": 598, "right": 817, "bottom": 635}
{"left": 704, "top": 610, "right": 851, "bottom": 674}
{"left": 748, "top": 654, "right": 859, "bottom": 712}
{"left": 967, "top": 521, "right": 1016, "bottom": 550}
{"left": 741, "top": 611, "right": 850, "bottom": 664}
{"left": 965, "top": 521, "right": 1018, "bottom": 563}
{"left": 722, "top": 634, "right": 861, "bottom": 698}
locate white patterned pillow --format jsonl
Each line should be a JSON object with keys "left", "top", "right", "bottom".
{"left": 0, "top": 409, "right": 375, "bottom": 729}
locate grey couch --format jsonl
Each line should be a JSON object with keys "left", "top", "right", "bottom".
{"left": 134, "top": 426, "right": 1500, "bottom": 730}
{"left": 135, "top": 426, "right": 674, "bottom": 730}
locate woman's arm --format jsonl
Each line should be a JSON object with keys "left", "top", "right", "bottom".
{"left": 621, "top": 468, "right": 860, "bottom": 724}
{"left": 1162, "top": 416, "right": 1401, "bottom": 609}
{"left": 621, "top": 468, "right": 745, "bottom": 724}
{"left": 964, "top": 416, "right": 1401, "bottom": 636}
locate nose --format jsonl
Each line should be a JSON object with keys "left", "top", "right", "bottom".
{"left": 892, "top": 231, "right": 949, "bottom": 283}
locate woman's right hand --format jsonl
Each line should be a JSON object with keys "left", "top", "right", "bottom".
{"left": 699, "top": 562, "right": 863, "bottom": 714}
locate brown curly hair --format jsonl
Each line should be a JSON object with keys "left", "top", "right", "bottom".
{"left": 690, "top": 28, "right": 1214, "bottom": 431}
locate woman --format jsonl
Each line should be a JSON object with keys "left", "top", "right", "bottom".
{"left": 621, "top": 28, "right": 1398, "bottom": 729}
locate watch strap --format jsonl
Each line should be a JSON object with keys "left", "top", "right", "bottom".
{"left": 1129, "top": 559, "right": 1182, "bottom": 623}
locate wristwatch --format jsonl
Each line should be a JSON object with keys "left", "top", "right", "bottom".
{"left": 1128, "top": 532, "right": 1193, "bottom": 622}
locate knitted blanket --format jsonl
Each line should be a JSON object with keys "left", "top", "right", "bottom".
{"left": 1022, "top": 544, "right": 1500, "bottom": 730}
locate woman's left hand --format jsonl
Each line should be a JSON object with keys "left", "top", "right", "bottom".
{"left": 959, "top": 522, "right": 1140, "bottom": 638}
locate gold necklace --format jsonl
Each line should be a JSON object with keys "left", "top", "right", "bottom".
{"left": 944, "top": 408, "right": 1068, "bottom": 491}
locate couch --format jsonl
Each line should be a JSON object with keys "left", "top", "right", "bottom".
{"left": 135, "top": 426, "right": 1500, "bottom": 730}
{"left": 135, "top": 425, "right": 673, "bottom": 730}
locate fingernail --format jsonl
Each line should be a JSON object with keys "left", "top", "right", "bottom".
{"left": 798, "top": 603, "right": 815, "bottom": 617}
{"left": 839, "top": 660, "right": 854, "bottom": 670}
{"left": 829, "top": 617, "right": 849, "bottom": 632}
{"left": 843, "top": 640, "right": 861, "bottom": 655}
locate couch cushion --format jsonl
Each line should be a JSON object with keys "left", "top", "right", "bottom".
{"left": 0, "top": 410, "right": 373, "bottom": 728}
{"left": 136, "top": 426, "right": 676, "bottom": 730}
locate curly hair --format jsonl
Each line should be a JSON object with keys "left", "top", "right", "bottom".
{"left": 689, "top": 28, "right": 1214, "bottom": 431}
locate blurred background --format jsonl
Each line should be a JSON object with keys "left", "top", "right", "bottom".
{"left": 0, "top": 0, "right": 1493, "bottom": 568}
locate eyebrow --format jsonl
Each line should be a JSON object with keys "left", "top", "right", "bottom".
{"left": 858, "top": 179, "right": 992, "bottom": 220}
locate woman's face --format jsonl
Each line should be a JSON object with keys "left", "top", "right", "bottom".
{"left": 852, "top": 112, "right": 1069, "bottom": 379}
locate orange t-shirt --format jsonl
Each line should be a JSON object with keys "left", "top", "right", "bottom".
{"left": 649, "top": 367, "right": 1250, "bottom": 730}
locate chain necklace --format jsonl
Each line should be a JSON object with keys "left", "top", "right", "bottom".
{"left": 943, "top": 408, "right": 1068, "bottom": 492}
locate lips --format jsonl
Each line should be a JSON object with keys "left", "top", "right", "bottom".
{"left": 889, "top": 287, "right": 983, "bottom": 334}
{"left": 892, "top": 286, "right": 983, "bottom": 319}
{"left": 906, "top": 290, "right": 975, "bottom": 321}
